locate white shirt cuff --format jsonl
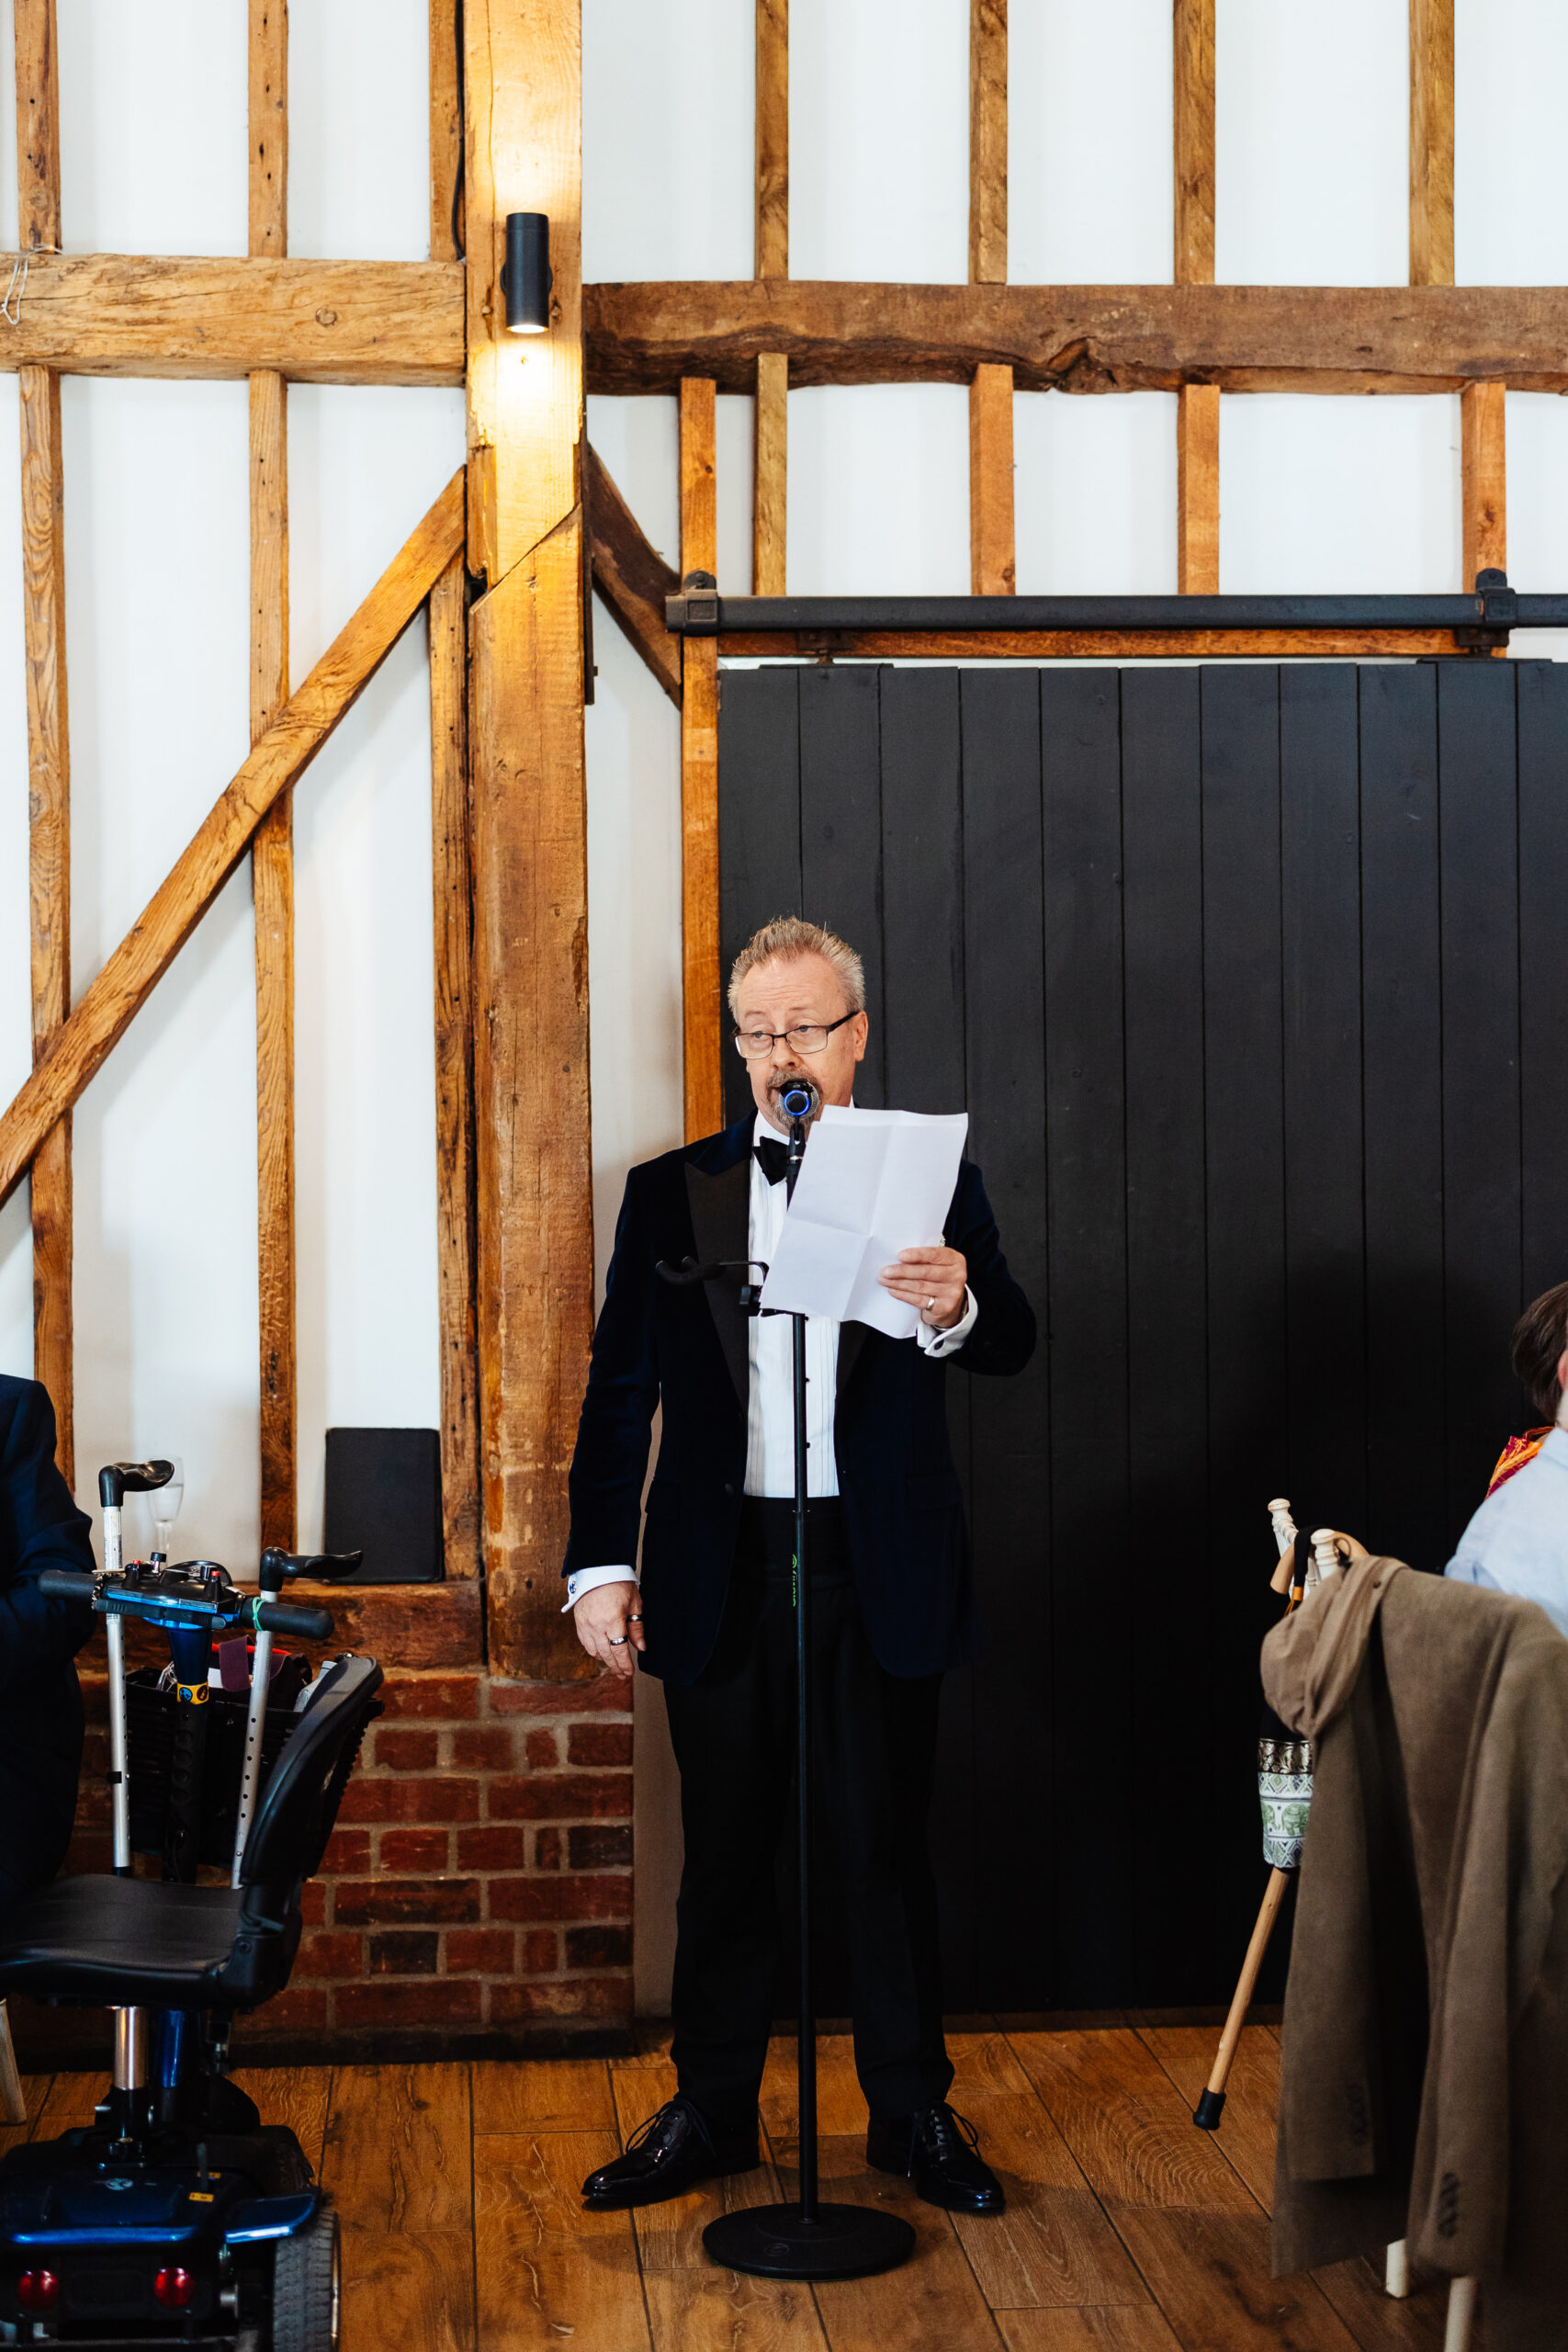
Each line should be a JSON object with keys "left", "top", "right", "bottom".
{"left": 917, "top": 1285, "right": 977, "bottom": 1358}
{"left": 563, "top": 1565, "right": 639, "bottom": 1612}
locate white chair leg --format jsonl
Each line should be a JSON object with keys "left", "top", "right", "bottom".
{"left": 1444, "top": 2276, "right": 1477, "bottom": 2352}
{"left": 0, "top": 2001, "right": 25, "bottom": 2126}
{"left": 1384, "top": 2239, "right": 1409, "bottom": 2298}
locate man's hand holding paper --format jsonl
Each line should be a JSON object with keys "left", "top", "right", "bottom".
{"left": 758, "top": 1105, "right": 970, "bottom": 1339}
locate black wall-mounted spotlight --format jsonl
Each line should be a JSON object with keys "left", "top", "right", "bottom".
{"left": 502, "top": 211, "right": 552, "bottom": 334}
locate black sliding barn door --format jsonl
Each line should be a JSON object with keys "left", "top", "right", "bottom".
{"left": 718, "top": 660, "right": 1568, "bottom": 2012}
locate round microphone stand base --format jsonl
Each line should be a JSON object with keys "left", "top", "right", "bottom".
{"left": 702, "top": 2200, "right": 916, "bottom": 2281}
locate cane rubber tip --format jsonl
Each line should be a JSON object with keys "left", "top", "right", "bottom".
{"left": 1192, "top": 2089, "right": 1226, "bottom": 2131}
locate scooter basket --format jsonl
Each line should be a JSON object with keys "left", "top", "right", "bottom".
{"left": 126, "top": 1668, "right": 299, "bottom": 1870}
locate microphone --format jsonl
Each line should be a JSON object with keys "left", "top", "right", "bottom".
{"left": 776, "top": 1075, "right": 818, "bottom": 1124}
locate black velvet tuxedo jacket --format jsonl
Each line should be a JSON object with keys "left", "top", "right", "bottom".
{"left": 563, "top": 1115, "right": 1035, "bottom": 1684}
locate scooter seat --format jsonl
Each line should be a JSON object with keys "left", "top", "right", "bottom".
{"left": 0, "top": 1876, "right": 253, "bottom": 2008}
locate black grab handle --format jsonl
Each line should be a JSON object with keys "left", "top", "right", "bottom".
{"left": 254, "top": 1600, "right": 333, "bottom": 1641}
{"left": 38, "top": 1567, "right": 96, "bottom": 1602}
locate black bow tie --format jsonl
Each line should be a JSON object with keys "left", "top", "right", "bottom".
{"left": 754, "top": 1136, "right": 793, "bottom": 1187}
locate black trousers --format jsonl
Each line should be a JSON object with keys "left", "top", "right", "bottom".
{"left": 662, "top": 1499, "right": 953, "bottom": 2132}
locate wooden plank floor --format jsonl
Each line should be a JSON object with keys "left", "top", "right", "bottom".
{"left": 4, "top": 2026, "right": 1460, "bottom": 2350}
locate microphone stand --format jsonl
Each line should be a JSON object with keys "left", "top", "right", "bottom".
{"left": 695, "top": 1100, "right": 915, "bottom": 2283}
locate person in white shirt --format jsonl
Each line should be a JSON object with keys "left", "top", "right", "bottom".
{"left": 561, "top": 918, "right": 1035, "bottom": 2218}
{"left": 1445, "top": 1280, "right": 1568, "bottom": 1638}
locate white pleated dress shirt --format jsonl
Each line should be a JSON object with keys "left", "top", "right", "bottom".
{"left": 565, "top": 1114, "right": 977, "bottom": 1609}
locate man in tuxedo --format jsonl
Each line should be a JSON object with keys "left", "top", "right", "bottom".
{"left": 0, "top": 1377, "right": 96, "bottom": 1915}
{"left": 564, "top": 917, "right": 1035, "bottom": 2214}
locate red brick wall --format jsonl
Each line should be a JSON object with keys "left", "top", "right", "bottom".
{"left": 67, "top": 1663, "right": 635, "bottom": 2055}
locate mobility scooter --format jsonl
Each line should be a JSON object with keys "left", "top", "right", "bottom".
{"left": 0, "top": 1460, "right": 379, "bottom": 2347}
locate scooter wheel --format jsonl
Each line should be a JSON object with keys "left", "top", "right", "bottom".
{"left": 271, "top": 2199, "right": 341, "bottom": 2352}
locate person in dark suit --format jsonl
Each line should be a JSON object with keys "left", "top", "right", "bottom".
{"left": 564, "top": 917, "right": 1035, "bottom": 2215}
{"left": 0, "top": 1377, "right": 96, "bottom": 1915}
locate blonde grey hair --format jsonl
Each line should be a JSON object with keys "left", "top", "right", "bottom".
{"left": 728, "top": 917, "right": 865, "bottom": 1022}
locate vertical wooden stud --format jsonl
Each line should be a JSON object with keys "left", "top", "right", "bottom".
{"left": 969, "top": 1, "right": 1012, "bottom": 594}
{"left": 1461, "top": 381, "right": 1506, "bottom": 588}
{"left": 754, "top": 2, "right": 789, "bottom": 595}
{"left": 680, "top": 379, "right": 723, "bottom": 1145}
{"left": 249, "top": 0, "right": 295, "bottom": 1546}
{"left": 248, "top": 0, "right": 288, "bottom": 260}
{"left": 753, "top": 351, "right": 787, "bottom": 596}
{"left": 16, "top": 0, "right": 72, "bottom": 1477}
{"left": 755, "top": 0, "right": 788, "bottom": 281}
{"left": 464, "top": 0, "right": 593, "bottom": 1679}
{"left": 250, "top": 368, "right": 294, "bottom": 1547}
{"left": 20, "top": 367, "right": 73, "bottom": 1485}
{"left": 428, "top": 556, "right": 480, "bottom": 1577}
{"left": 1174, "top": 0, "right": 1215, "bottom": 287}
{"left": 1410, "top": 0, "right": 1455, "bottom": 288}
{"left": 969, "top": 363, "right": 1015, "bottom": 595}
{"left": 14, "top": 0, "right": 61, "bottom": 256}
{"left": 1177, "top": 383, "right": 1220, "bottom": 594}
{"left": 969, "top": 0, "right": 1007, "bottom": 287}
{"left": 430, "top": 0, "right": 464, "bottom": 263}
{"left": 1175, "top": 0, "right": 1218, "bottom": 589}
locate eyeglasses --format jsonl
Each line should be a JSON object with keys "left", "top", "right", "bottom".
{"left": 732, "top": 1010, "right": 858, "bottom": 1059}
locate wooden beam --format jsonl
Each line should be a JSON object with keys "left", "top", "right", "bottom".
{"left": 17, "top": 3, "right": 71, "bottom": 1478}
{"left": 753, "top": 350, "right": 788, "bottom": 596}
{"left": 249, "top": 0, "right": 295, "bottom": 1550}
{"left": 1177, "top": 381, "right": 1220, "bottom": 592}
{"left": 583, "top": 440, "right": 681, "bottom": 703}
{"left": 468, "top": 520, "right": 592, "bottom": 1679}
{"left": 251, "top": 368, "right": 294, "bottom": 1547}
{"left": 429, "top": 0, "right": 464, "bottom": 264}
{"left": 1461, "top": 379, "right": 1506, "bottom": 587}
{"left": 20, "top": 366, "right": 72, "bottom": 1484}
{"left": 680, "top": 380, "right": 722, "bottom": 1146}
{"left": 248, "top": 0, "right": 287, "bottom": 259}
{"left": 1410, "top": 0, "right": 1455, "bottom": 288}
{"left": 0, "top": 471, "right": 467, "bottom": 1209}
{"left": 755, "top": 0, "right": 788, "bottom": 280}
{"left": 463, "top": 0, "right": 594, "bottom": 1685}
{"left": 584, "top": 281, "right": 1568, "bottom": 397}
{"left": 428, "top": 555, "right": 480, "bottom": 1578}
{"left": 463, "top": 0, "right": 582, "bottom": 583}
{"left": 969, "top": 361, "right": 1014, "bottom": 595}
{"left": 716, "top": 627, "right": 1472, "bottom": 661}
{"left": 1174, "top": 0, "right": 1215, "bottom": 286}
{"left": 969, "top": 0, "right": 1007, "bottom": 287}
{"left": 753, "top": 2, "right": 789, "bottom": 598}
{"left": 14, "top": 0, "right": 60, "bottom": 254}
{"left": 0, "top": 254, "right": 465, "bottom": 385}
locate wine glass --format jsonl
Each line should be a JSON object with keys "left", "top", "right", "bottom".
{"left": 151, "top": 1456, "right": 185, "bottom": 1560}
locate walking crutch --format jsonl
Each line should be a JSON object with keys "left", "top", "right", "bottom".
{"left": 1194, "top": 1503, "right": 1343, "bottom": 2129}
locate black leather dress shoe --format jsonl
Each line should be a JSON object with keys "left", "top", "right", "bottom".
{"left": 866, "top": 2103, "right": 1006, "bottom": 2214}
{"left": 581, "top": 2096, "right": 760, "bottom": 2210}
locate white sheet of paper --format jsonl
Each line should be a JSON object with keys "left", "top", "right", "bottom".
{"left": 758, "top": 1104, "right": 969, "bottom": 1339}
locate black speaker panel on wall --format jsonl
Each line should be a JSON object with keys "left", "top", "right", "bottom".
{"left": 322, "top": 1427, "right": 443, "bottom": 1583}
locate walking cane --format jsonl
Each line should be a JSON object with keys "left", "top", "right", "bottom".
{"left": 1194, "top": 1502, "right": 1342, "bottom": 2130}
{"left": 659, "top": 1078, "right": 915, "bottom": 2282}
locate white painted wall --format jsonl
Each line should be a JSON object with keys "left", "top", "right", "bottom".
{"left": 4, "top": 0, "right": 1567, "bottom": 2007}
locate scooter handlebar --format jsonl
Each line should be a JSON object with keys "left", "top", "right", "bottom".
{"left": 37, "top": 1567, "right": 96, "bottom": 1602}
{"left": 254, "top": 1600, "right": 333, "bottom": 1641}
